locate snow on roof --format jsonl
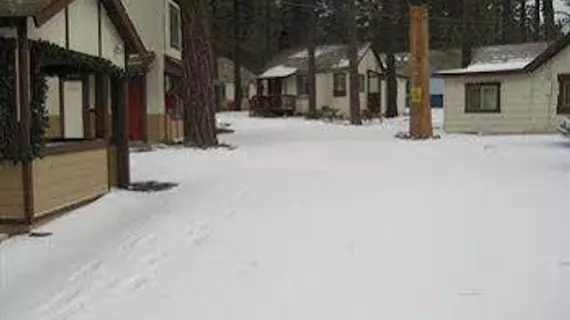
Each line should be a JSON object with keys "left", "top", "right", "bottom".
{"left": 258, "top": 65, "right": 298, "bottom": 79}
{"left": 439, "top": 59, "right": 534, "bottom": 74}
{"left": 334, "top": 59, "right": 349, "bottom": 68}
{"left": 291, "top": 46, "right": 341, "bottom": 59}
{"left": 438, "top": 42, "right": 550, "bottom": 75}
{"left": 259, "top": 43, "right": 373, "bottom": 78}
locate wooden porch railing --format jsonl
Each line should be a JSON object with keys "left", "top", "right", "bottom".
{"left": 250, "top": 95, "right": 297, "bottom": 117}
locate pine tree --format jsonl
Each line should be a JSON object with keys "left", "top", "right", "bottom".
{"left": 181, "top": 0, "right": 219, "bottom": 147}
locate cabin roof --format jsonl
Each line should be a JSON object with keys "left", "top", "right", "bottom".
{"left": 259, "top": 43, "right": 374, "bottom": 79}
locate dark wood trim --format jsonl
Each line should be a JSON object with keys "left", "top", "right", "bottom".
{"left": 117, "top": 78, "right": 130, "bottom": 187}
{"left": 31, "top": 194, "right": 105, "bottom": 225}
{"left": 464, "top": 82, "right": 501, "bottom": 114}
{"left": 17, "top": 18, "right": 34, "bottom": 225}
{"left": 164, "top": 56, "right": 183, "bottom": 77}
{"left": 58, "top": 77, "right": 65, "bottom": 136}
{"left": 43, "top": 139, "right": 107, "bottom": 156}
{"left": 95, "top": 74, "right": 110, "bottom": 139}
{"left": 82, "top": 76, "right": 91, "bottom": 139}
{"left": 526, "top": 33, "right": 570, "bottom": 73}
{"left": 0, "top": 218, "right": 28, "bottom": 226}
{"left": 111, "top": 77, "right": 130, "bottom": 188}
{"left": 98, "top": 0, "right": 103, "bottom": 57}
{"left": 34, "top": 0, "right": 76, "bottom": 27}
{"left": 64, "top": 6, "right": 69, "bottom": 50}
{"left": 0, "top": 18, "right": 19, "bottom": 27}
{"left": 100, "top": 0, "right": 147, "bottom": 54}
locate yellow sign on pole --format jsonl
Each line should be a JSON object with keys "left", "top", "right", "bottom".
{"left": 411, "top": 86, "right": 423, "bottom": 104}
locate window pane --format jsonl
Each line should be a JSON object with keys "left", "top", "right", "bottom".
{"left": 297, "top": 76, "right": 309, "bottom": 95}
{"left": 564, "top": 81, "right": 570, "bottom": 106}
{"left": 466, "top": 86, "right": 481, "bottom": 110}
{"left": 170, "top": 4, "right": 180, "bottom": 49}
{"left": 481, "top": 86, "right": 498, "bottom": 110}
{"left": 359, "top": 75, "right": 365, "bottom": 93}
{"left": 334, "top": 73, "right": 346, "bottom": 96}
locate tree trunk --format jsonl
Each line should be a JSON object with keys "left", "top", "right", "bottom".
{"left": 501, "top": 0, "right": 513, "bottom": 44}
{"left": 307, "top": 0, "right": 317, "bottom": 118}
{"left": 462, "top": 0, "right": 473, "bottom": 67}
{"left": 385, "top": 0, "right": 398, "bottom": 118}
{"left": 519, "top": 0, "right": 527, "bottom": 42}
{"left": 347, "top": 0, "right": 361, "bottom": 125}
{"left": 533, "top": 0, "right": 541, "bottom": 40}
{"left": 543, "top": 0, "right": 556, "bottom": 40}
{"left": 233, "top": 0, "right": 243, "bottom": 111}
{"left": 181, "top": 0, "right": 219, "bottom": 148}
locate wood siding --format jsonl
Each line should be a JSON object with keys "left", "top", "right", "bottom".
{"left": 0, "top": 165, "right": 24, "bottom": 220}
{"left": 32, "top": 148, "right": 109, "bottom": 217}
{"left": 444, "top": 42, "right": 570, "bottom": 133}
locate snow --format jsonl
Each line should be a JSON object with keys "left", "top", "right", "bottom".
{"left": 258, "top": 65, "right": 297, "bottom": 79}
{"left": 334, "top": 58, "right": 349, "bottom": 68}
{"left": 291, "top": 46, "right": 340, "bottom": 59}
{"left": 439, "top": 58, "right": 534, "bottom": 74}
{"left": 2, "top": 111, "right": 570, "bottom": 320}
{"left": 334, "top": 46, "right": 370, "bottom": 69}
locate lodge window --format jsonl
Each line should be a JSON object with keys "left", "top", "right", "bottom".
{"left": 465, "top": 83, "right": 501, "bottom": 113}
{"left": 297, "top": 75, "right": 309, "bottom": 96}
{"left": 169, "top": 2, "right": 181, "bottom": 50}
{"left": 359, "top": 74, "right": 365, "bottom": 93}
{"left": 557, "top": 74, "right": 570, "bottom": 114}
{"left": 333, "top": 73, "right": 347, "bottom": 97}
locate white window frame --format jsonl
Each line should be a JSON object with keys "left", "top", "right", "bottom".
{"left": 168, "top": 1, "right": 182, "bottom": 51}
{"left": 465, "top": 83, "right": 500, "bottom": 113}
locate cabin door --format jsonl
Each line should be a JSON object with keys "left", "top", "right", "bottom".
{"left": 128, "top": 76, "right": 144, "bottom": 141}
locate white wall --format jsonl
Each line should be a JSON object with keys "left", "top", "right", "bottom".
{"left": 101, "top": 9, "right": 126, "bottom": 68}
{"left": 68, "top": 0, "right": 99, "bottom": 56}
{"left": 121, "top": 0, "right": 166, "bottom": 115}
{"left": 27, "top": 11, "right": 66, "bottom": 46}
{"left": 443, "top": 43, "right": 570, "bottom": 133}
{"left": 225, "top": 82, "right": 235, "bottom": 101}
{"left": 443, "top": 48, "right": 570, "bottom": 133}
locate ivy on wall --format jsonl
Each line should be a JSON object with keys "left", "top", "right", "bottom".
{"left": 0, "top": 39, "right": 20, "bottom": 164}
{"left": 0, "top": 37, "right": 126, "bottom": 165}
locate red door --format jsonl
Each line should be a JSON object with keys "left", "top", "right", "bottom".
{"left": 128, "top": 76, "right": 144, "bottom": 141}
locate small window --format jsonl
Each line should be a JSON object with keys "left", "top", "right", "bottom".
{"left": 333, "top": 73, "right": 347, "bottom": 97}
{"left": 297, "top": 75, "right": 309, "bottom": 96}
{"left": 359, "top": 74, "right": 365, "bottom": 93}
{"left": 558, "top": 75, "right": 570, "bottom": 114}
{"left": 169, "top": 2, "right": 181, "bottom": 50}
{"left": 465, "top": 83, "right": 500, "bottom": 113}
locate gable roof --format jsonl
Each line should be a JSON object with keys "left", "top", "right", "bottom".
{"left": 258, "top": 43, "right": 376, "bottom": 79}
{"left": 0, "top": 0, "right": 146, "bottom": 54}
{"left": 380, "top": 50, "right": 462, "bottom": 77}
{"left": 438, "top": 33, "right": 570, "bottom": 76}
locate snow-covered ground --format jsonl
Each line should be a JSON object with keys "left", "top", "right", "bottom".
{"left": 2, "top": 111, "right": 570, "bottom": 320}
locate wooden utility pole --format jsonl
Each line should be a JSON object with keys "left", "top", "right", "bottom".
{"left": 409, "top": 3, "right": 433, "bottom": 139}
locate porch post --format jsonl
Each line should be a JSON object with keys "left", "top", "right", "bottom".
{"left": 95, "top": 73, "right": 109, "bottom": 140}
{"left": 116, "top": 76, "right": 130, "bottom": 188}
{"left": 17, "top": 18, "right": 34, "bottom": 224}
